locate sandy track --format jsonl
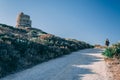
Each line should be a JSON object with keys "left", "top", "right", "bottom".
{"left": 0, "top": 49, "right": 107, "bottom": 80}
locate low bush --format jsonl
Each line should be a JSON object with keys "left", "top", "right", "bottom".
{"left": 103, "top": 43, "right": 120, "bottom": 58}
{"left": 0, "top": 24, "right": 93, "bottom": 78}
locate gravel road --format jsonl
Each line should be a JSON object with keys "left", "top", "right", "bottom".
{"left": 0, "top": 48, "right": 107, "bottom": 80}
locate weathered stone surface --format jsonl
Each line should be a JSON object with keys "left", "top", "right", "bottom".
{"left": 16, "top": 12, "right": 32, "bottom": 28}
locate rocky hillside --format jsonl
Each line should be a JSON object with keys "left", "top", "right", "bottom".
{"left": 0, "top": 23, "right": 93, "bottom": 78}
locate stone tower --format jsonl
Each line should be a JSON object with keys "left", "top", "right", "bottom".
{"left": 16, "top": 12, "right": 32, "bottom": 28}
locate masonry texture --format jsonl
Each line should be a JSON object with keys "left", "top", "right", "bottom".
{"left": 16, "top": 12, "right": 32, "bottom": 28}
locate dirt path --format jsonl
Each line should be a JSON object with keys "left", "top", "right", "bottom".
{"left": 0, "top": 49, "right": 107, "bottom": 80}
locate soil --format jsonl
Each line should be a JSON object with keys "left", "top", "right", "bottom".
{"left": 105, "top": 58, "right": 120, "bottom": 80}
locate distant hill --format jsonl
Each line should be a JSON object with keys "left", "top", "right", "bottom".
{"left": 0, "top": 23, "right": 93, "bottom": 78}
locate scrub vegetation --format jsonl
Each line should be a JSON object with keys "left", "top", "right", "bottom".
{"left": 0, "top": 24, "right": 93, "bottom": 78}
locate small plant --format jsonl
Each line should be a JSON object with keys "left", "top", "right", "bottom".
{"left": 103, "top": 43, "right": 120, "bottom": 58}
{"left": 102, "top": 47, "right": 114, "bottom": 58}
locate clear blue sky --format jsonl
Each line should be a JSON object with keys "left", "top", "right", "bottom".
{"left": 0, "top": 0, "right": 120, "bottom": 45}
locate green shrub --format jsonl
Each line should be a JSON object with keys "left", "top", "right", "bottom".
{"left": 0, "top": 23, "right": 93, "bottom": 78}
{"left": 102, "top": 48, "right": 114, "bottom": 58}
{"left": 103, "top": 43, "right": 120, "bottom": 58}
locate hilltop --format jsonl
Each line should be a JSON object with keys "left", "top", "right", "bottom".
{"left": 0, "top": 23, "right": 93, "bottom": 78}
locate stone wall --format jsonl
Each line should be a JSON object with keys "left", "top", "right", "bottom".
{"left": 16, "top": 12, "right": 32, "bottom": 28}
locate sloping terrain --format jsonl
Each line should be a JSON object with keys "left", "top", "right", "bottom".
{"left": 0, "top": 23, "right": 93, "bottom": 78}
{"left": 0, "top": 49, "right": 107, "bottom": 80}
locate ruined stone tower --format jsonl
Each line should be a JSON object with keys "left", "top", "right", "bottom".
{"left": 16, "top": 12, "right": 32, "bottom": 28}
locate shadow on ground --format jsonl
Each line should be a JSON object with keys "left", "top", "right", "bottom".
{"left": 70, "top": 48, "right": 103, "bottom": 80}
{"left": 0, "top": 49, "right": 104, "bottom": 80}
